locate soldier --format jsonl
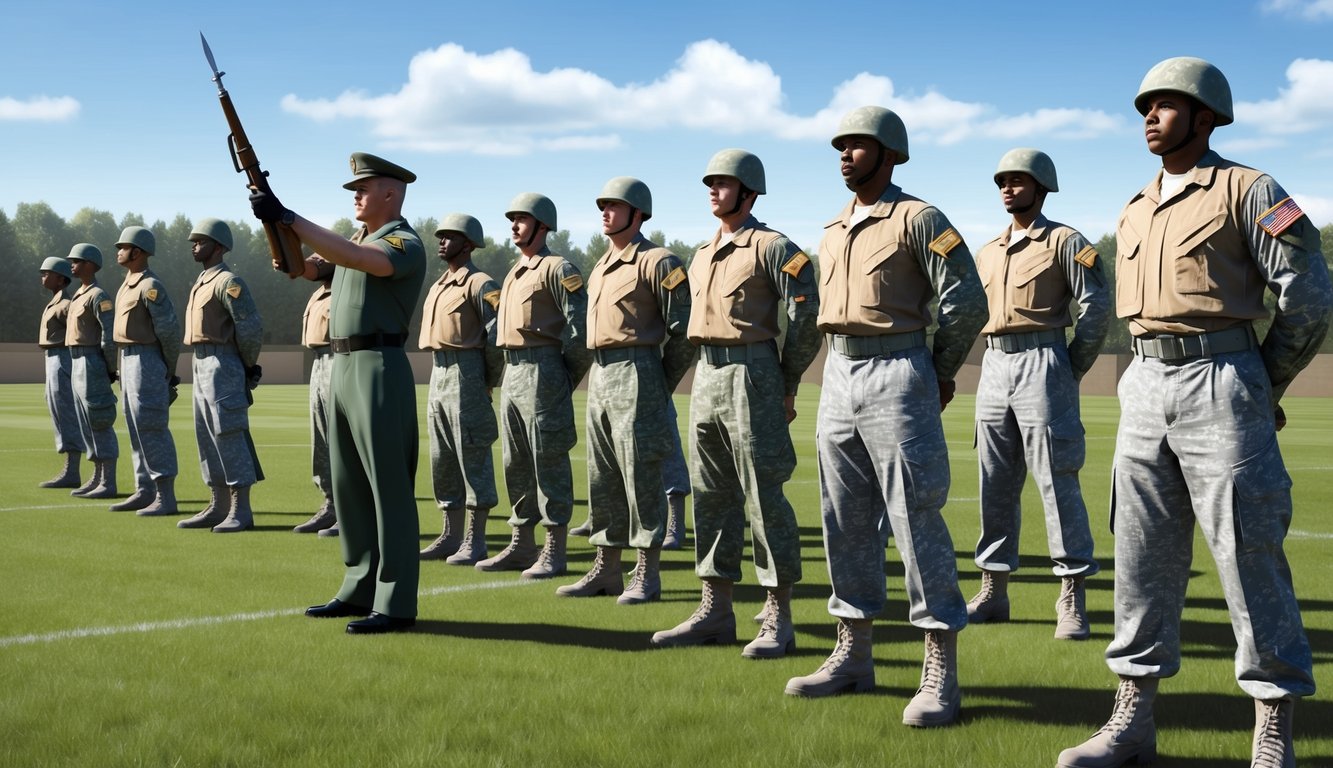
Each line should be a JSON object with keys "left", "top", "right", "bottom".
{"left": 417, "top": 213, "right": 502, "bottom": 566}
{"left": 783, "top": 107, "right": 985, "bottom": 729}
{"left": 64, "top": 244, "right": 119, "bottom": 499}
{"left": 292, "top": 263, "right": 339, "bottom": 536}
{"left": 175, "top": 218, "right": 265, "bottom": 532}
{"left": 37, "top": 256, "right": 86, "bottom": 488}
{"left": 556, "top": 177, "right": 694, "bottom": 603}
{"left": 966, "top": 149, "right": 1109, "bottom": 640}
{"left": 660, "top": 396, "right": 690, "bottom": 550}
{"left": 475, "top": 193, "right": 590, "bottom": 580}
{"left": 650, "top": 149, "right": 820, "bottom": 659}
{"left": 112, "top": 226, "right": 182, "bottom": 516}
{"left": 250, "top": 152, "right": 427, "bottom": 634}
{"left": 1058, "top": 58, "right": 1330, "bottom": 768}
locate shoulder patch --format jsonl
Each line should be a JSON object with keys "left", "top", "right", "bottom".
{"left": 145, "top": 288, "right": 159, "bottom": 302}
{"left": 99, "top": 300, "right": 113, "bottom": 313}
{"left": 1257, "top": 197, "right": 1304, "bottom": 238}
{"left": 560, "top": 274, "right": 584, "bottom": 293}
{"left": 661, "top": 266, "right": 687, "bottom": 291}
{"left": 929, "top": 228, "right": 963, "bottom": 259}
{"left": 226, "top": 283, "right": 243, "bottom": 299}
{"left": 383, "top": 236, "right": 405, "bottom": 251}
{"left": 483, "top": 289, "right": 501, "bottom": 310}
{"left": 1074, "top": 245, "right": 1098, "bottom": 269}
{"left": 780, "top": 250, "right": 810, "bottom": 278}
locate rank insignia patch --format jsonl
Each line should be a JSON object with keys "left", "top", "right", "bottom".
{"left": 99, "top": 300, "right": 113, "bottom": 313}
{"left": 929, "top": 229, "right": 962, "bottom": 259}
{"left": 383, "top": 236, "right": 405, "bottom": 251}
{"left": 146, "top": 288, "right": 159, "bottom": 302}
{"left": 1074, "top": 245, "right": 1098, "bottom": 269}
{"left": 661, "top": 267, "right": 686, "bottom": 290}
{"left": 483, "top": 290, "right": 501, "bottom": 310}
{"left": 226, "top": 284, "right": 243, "bottom": 299}
{"left": 561, "top": 274, "right": 584, "bottom": 293}
{"left": 781, "top": 251, "right": 810, "bottom": 278}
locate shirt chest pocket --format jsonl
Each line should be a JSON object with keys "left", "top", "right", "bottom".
{"left": 1115, "top": 219, "right": 1144, "bottom": 317}
{"left": 1010, "top": 250, "right": 1060, "bottom": 310}
{"left": 720, "top": 257, "right": 762, "bottom": 321}
{"left": 1173, "top": 210, "right": 1227, "bottom": 295}
{"left": 606, "top": 269, "right": 643, "bottom": 324}
{"left": 859, "top": 240, "right": 902, "bottom": 308}
{"left": 440, "top": 290, "right": 470, "bottom": 344}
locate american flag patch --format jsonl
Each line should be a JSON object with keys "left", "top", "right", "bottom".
{"left": 1257, "top": 197, "right": 1303, "bottom": 237}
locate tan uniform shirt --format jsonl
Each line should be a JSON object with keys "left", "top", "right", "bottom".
{"left": 302, "top": 283, "right": 332, "bottom": 349}
{"left": 115, "top": 270, "right": 169, "bottom": 345}
{"left": 588, "top": 237, "right": 685, "bottom": 349}
{"left": 39, "top": 287, "right": 73, "bottom": 348}
{"left": 688, "top": 223, "right": 794, "bottom": 345}
{"left": 419, "top": 262, "right": 501, "bottom": 351}
{"left": 497, "top": 250, "right": 582, "bottom": 350}
{"left": 185, "top": 264, "right": 239, "bottom": 345}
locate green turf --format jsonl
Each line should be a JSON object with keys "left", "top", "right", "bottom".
{"left": 1, "top": 383, "right": 1329, "bottom": 767}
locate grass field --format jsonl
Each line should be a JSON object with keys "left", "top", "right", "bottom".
{"left": 1, "top": 382, "right": 1330, "bottom": 767}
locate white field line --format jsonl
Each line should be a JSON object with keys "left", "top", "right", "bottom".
{"left": 1290, "top": 529, "right": 1333, "bottom": 540}
{"left": 1, "top": 503, "right": 108, "bottom": 513}
{"left": 0, "top": 579, "right": 527, "bottom": 649}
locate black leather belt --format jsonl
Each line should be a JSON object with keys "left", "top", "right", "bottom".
{"left": 433, "top": 348, "right": 480, "bottom": 366}
{"left": 330, "top": 333, "right": 406, "bottom": 355}
{"left": 700, "top": 341, "right": 777, "bottom": 366}
{"left": 985, "top": 328, "right": 1065, "bottom": 353}
{"left": 829, "top": 330, "right": 926, "bottom": 359}
{"left": 504, "top": 347, "right": 556, "bottom": 364}
{"left": 1133, "top": 326, "right": 1256, "bottom": 361}
{"left": 593, "top": 346, "right": 655, "bottom": 365}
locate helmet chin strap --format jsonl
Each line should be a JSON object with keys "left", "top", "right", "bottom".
{"left": 517, "top": 224, "right": 539, "bottom": 251}
{"left": 726, "top": 188, "right": 752, "bottom": 217}
{"left": 606, "top": 207, "right": 635, "bottom": 237}
{"left": 853, "top": 144, "right": 887, "bottom": 189}
{"left": 1161, "top": 102, "right": 1200, "bottom": 158}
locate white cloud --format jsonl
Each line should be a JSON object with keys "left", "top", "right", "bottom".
{"left": 1292, "top": 191, "right": 1333, "bottom": 225}
{"left": 282, "top": 40, "right": 1123, "bottom": 155}
{"left": 1261, "top": 0, "right": 1333, "bottom": 19}
{"left": 1234, "top": 58, "right": 1333, "bottom": 134}
{"left": 0, "top": 96, "right": 79, "bottom": 122}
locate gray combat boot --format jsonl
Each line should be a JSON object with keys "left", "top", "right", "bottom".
{"left": 446, "top": 509, "right": 489, "bottom": 565}
{"left": 178, "top": 485, "right": 230, "bottom": 529}
{"left": 293, "top": 497, "right": 336, "bottom": 533}
{"left": 785, "top": 618, "right": 875, "bottom": 697}
{"left": 902, "top": 630, "right": 962, "bottom": 727}
{"left": 420, "top": 508, "right": 464, "bottom": 560}
{"left": 110, "top": 482, "right": 154, "bottom": 510}
{"left": 556, "top": 546, "right": 623, "bottom": 597}
{"left": 1251, "top": 698, "right": 1295, "bottom": 768}
{"left": 569, "top": 518, "right": 592, "bottom": 537}
{"left": 1054, "top": 575, "right": 1091, "bottom": 640}
{"left": 212, "top": 485, "right": 254, "bottom": 532}
{"left": 71, "top": 459, "right": 102, "bottom": 497}
{"left": 1056, "top": 676, "right": 1158, "bottom": 768}
{"left": 521, "top": 526, "right": 568, "bottom": 580}
{"left": 742, "top": 586, "right": 795, "bottom": 659}
{"left": 618, "top": 547, "right": 661, "bottom": 605}
{"left": 662, "top": 492, "right": 686, "bottom": 550}
{"left": 137, "top": 476, "right": 179, "bottom": 516}
{"left": 84, "top": 458, "right": 119, "bottom": 500}
{"left": 650, "top": 579, "right": 736, "bottom": 647}
{"left": 475, "top": 525, "right": 538, "bottom": 572}
{"left": 40, "top": 452, "right": 82, "bottom": 488}
{"left": 318, "top": 522, "right": 340, "bottom": 537}
{"left": 966, "top": 570, "right": 1010, "bottom": 624}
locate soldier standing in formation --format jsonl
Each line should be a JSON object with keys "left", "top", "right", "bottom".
{"left": 784, "top": 108, "right": 985, "bottom": 729}
{"left": 1058, "top": 57, "right": 1330, "bottom": 768}
{"left": 292, "top": 261, "right": 339, "bottom": 536}
{"left": 477, "top": 193, "right": 590, "bottom": 580}
{"left": 250, "top": 152, "right": 427, "bottom": 634}
{"left": 651, "top": 149, "right": 820, "bottom": 658}
{"left": 111, "top": 226, "right": 182, "bottom": 517}
{"left": 175, "top": 218, "right": 265, "bottom": 532}
{"left": 64, "top": 244, "right": 119, "bottom": 499}
{"left": 966, "top": 149, "right": 1109, "bottom": 639}
{"left": 37, "top": 256, "right": 85, "bottom": 489}
{"left": 557, "top": 177, "right": 694, "bottom": 603}
{"left": 417, "top": 213, "right": 503, "bottom": 566}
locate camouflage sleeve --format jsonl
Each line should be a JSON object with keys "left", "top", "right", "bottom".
{"left": 1243, "top": 176, "right": 1333, "bottom": 403}
{"left": 764, "top": 237, "right": 821, "bottom": 396}
{"left": 550, "top": 259, "right": 592, "bottom": 387}
{"left": 220, "top": 275, "right": 264, "bottom": 368}
{"left": 909, "top": 207, "right": 986, "bottom": 381}
{"left": 653, "top": 252, "right": 697, "bottom": 393}
{"left": 1057, "top": 231, "right": 1110, "bottom": 379}
{"left": 476, "top": 277, "right": 505, "bottom": 389}
{"left": 146, "top": 279, "right": 182, "bottom": 377}
{"left": 94, "top": 289, "right": 118, "bottom": 375}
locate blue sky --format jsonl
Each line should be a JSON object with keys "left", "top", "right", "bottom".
{"left": 4, "top": 0, "right": 1332, "bottom": 257}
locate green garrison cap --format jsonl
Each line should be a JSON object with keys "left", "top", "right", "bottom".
{"left": 702, "top": 149, "right": 766, "bottom": 195}
{"left": 994, "top": 148, "right": 1059, "bottom": 193}
{"left": 189, "top": 217, "right": 234, "bottom": 251}
{"left": 832, "top": 106, "right": 910, "bottom": 164}
{"left": 506, "top": 193, "right": 558, "bottom": 231}
{"left": 67, "top": 243, "right": 104, "bottom": 268}
{"left": 596, "top": 176, "right": 653, "bottom": 220}
{"left": 117, "top": 226, "right": 156, "bottom": 255}
{"left": 343, "top": 152, "right": 418, "bottom": 189}
{"left": 40, "top": 257, "right": 73, "bottom": 279}
{"left": 435, "top": 213, "right": 485, "bottom": 249}
{"left": 1135, "top": 56, "right": 1234, "bottom": 126}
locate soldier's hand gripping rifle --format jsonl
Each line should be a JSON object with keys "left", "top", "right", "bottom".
{"left": 200, "top": 33, "right": 304, "bottom": 278}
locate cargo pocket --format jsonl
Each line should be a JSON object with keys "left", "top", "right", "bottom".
{"left": 212, "top": 392, "right": 250, "bottom": 435}
{"left": 1047, "top": 407, "right": 1086, "bottom": 474}
{"left": 535, "top": 396, "right": 576, "bottom": 455}
{"left": 1231, "top": 436, "right": 1293, "bottom": 550}
{"left": 461, "top": 395, "right": 499, "bottom": 447}
{"left": 899, "top": 426, "right": 949, "bottom": 512}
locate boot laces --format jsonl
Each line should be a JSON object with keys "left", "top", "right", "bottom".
{"left": 625, "top": 552, "right": 646, "bottom": 591}
{"left": 1098, "top": 679, "right": 1141, "bottom": 737}
{"left": 689, "top": 586, "right": 716, "bottom": 622}
{"left": 1058, "top": 577, "right": 1082, "bottom": 618}
{"left": 757, "top": 593, "right": 781, "bottom": 639}
{"left": 534, "top": 535, "right": 557, "bottom": 569}
{"left": 976, "top": 573, "right": 998, "bottom": 602}
{"left": 817, "top": 620, "right": 855, "bottom": 672}
{"left": 920, "top": 631, "right": 948, "bottom": 694}
{"left": 1252, "top": 701, "right": 1288, "bottom": 767}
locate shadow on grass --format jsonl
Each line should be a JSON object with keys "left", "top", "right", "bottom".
{"left": 410, "top": 618, "right": 659, "bottom": 651}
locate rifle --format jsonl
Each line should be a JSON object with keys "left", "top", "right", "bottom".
{"left": 199, "top": 33, "right": 305, "bottom": 279}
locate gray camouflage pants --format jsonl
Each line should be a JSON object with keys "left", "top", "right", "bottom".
{"left": 427, "top": 348, "right": 498, "bottom": 511}
{"left": 69, "top": 346, "right": 117, "bottom": 460}
{"left": 45, "top": 348, "right": 84, "bottom": 454}
{"left": 192, "top": 346, "right": 261, "bottom": 487}
{"left": 501, "top": 346, "right": 575, "bottom": 527}
{"left": 661, "top": 396, "right": 690, "bottom": 496}
{"left": 120, "top": 344, "right": 176, "bottom": 491}
{"left": 309, "top": 350, "right": 333, "bottom": 500}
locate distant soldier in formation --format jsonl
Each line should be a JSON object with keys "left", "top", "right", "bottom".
{"left": 175, "top": 218, "right": 265, "bottom": 532}
{"left": 292, "top": 262, "right": 339, "bottom": 536}
{"left": 111, "top": 226, "right": 182, "bottom": 516}
{"left": 417, "top": 213, "right": 502, "bottom": 566}
{"left": 651, "top": 149, "right": 820, "bottom": 659}
{"left": 556, "top": 177, "right": 693, "bottom": 603}
{"left": 64, "top": 244, "right": 119, "bottom": 499}
{"left": 784, "top": 107, "right": 985, "bottom": 730}
{"left": 966, "top": 149, "right": 1109, "bottom": 640}
{"left": 477, "top": 193, "right": 590, "bottom": 580}
{"left": 36, "top": 255, "right": 85, "bottom": 489}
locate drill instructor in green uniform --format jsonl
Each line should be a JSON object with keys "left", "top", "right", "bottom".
{"left": 250, "top": 152, "right": 426, "bottom": 634}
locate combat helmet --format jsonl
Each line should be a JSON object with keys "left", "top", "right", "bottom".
{"left": 67, "top": 243, "right": 104, "bottom": 269}
{"left": 832, "top": 106, "right": 910, "bottom": 164}
{"left": 994, "top": 148, "right": 1059, "bottom": 193}
{"left": 1134, "top": 56, "right": 1233, "bottom": 126}
{"left": 40, "top": 257, "right": 73, "bottom": 280}
{"left": 435, "top": 213, "right": 485, "bottom": 249}
{"left": 506, "top": 193, "right": 557, "bottom": 231}
{"left": 116, "top": 226, "right": 156, "bottom": 255}
{"left": 189, "top": 217, "right": 234, "bottom": 251}
{"left": 596, "top": 177, "right": 653, "bottom": 220}
{"left": 702, "top": 149, "right": 766, "bottom": 194}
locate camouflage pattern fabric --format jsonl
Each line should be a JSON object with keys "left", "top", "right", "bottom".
{"left": 191, "top": 346, "right": 262, "bottom": 487}
{"left": 308, "top": 352, "right": 333, "bottom": 500}
{"left": 661, "top": 396, "right": 690, "bottom": 496}
{"left": 45, "top": 349, "right": 84, "bottom": 453}
{"left": 501, "top": 346, "right": 575, "bottom": 527}
{"left": 69, "top": 347, "right": 118, "bottom": 460}
{"left": 427, "top": 349, "right": 499, "bottom": 511}
{"left": 119, "top": 345, "right": 177, "bottom": 491}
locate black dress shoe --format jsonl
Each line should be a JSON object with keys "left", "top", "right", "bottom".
{"left": 346, "top": 612, "right": 416, "bottom": 635}
{"left": 305, "top": 599, "right": 372, "bottom": 619}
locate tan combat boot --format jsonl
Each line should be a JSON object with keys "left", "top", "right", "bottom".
{"left": 178, "top": 485, "right": 229, "bottom": 529}
{"left": 71, "top": 459, "right": 102, "bottom": 497}
{"left": 293, "top": 497, "right": 336, "bottom": 533}
{"left": 318, "top": 522, "right": 340, "bottom": 537}
{"left": 137, "top": 476, "right": 179, "bottom": 517}
{"left": 1251, "top": 698, "right": 1295, "bottom": 768}
{"left": 420, "top": 508, "right": 464, "bottom": 560}
{"left": 966, "top": 570, "right": 1010, "bottom": 624}
{"left": 110, "top": 484, "right": 154, "bottom": 510}
{"left": 650, "top": 579, "right": 736, "bottom": 647}
{"left": 85, "top": 458, "right": 118, "bottom": 499}
{"left": 40, "top": 452, "right": 82, "bottom": 489}
{"left": 475, "top": 525, "right": 539, "bottom": 572}
{"left": 521, "top": 526, "right": 568, "bottom": 580}
{"left": 1056, "top": 676, "right": 1158, "bottom": 768}
{"left": 784, "top": 618, "right": 875, "bottom": 697}
{"left": 1054, "top": 575, "right": 1091, "bottom": 640}
{"left": 618, "top": 547, "right": 661, "bottom": 605}
{"left": 446, "top": 509, "right": 489, "bottom": 565}
{"left": 212, "top": 485, "right": 254, "bottom": 532}
{"left": 569, "top": 517, "right": 592, "bottom": 537}
{"left": 556, "top": 546, "right": 623, "bottom": 597}
{"left": 902, "top": 630, "right": 962, "bottom": 727}
{"left": 662, "top": 492, "right": 686, "bottom": 550}
{"left": 743, "top": 586, "right": 795, "bottom": 659}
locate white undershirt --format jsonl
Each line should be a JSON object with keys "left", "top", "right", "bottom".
{"left": 849, "top": 204, "right": 873, "bottom": 229}
{"left": 1160, "top": 170, "right": 1190, "bottom": 200}
{"left": 1007, "top": 227, "right": 1029, "bottom": 247}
